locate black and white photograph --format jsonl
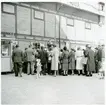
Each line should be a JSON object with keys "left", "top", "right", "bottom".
{"left": 1, "top": 0, "right": 105, "bottom": 104}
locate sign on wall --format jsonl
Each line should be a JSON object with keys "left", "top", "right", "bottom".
{"left": 1, "top": 13, "right": 15, "bottom": 33}
{"left": 17, "top": 6, "right": 30, "bottom": 35}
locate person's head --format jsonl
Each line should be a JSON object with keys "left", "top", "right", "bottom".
{"left": 41, "top": 46, "right": 44, "bottom": 50}
{"left": 88, "top": 45, "right": 91, "bottom": 49}
{"left": 77, "top": 47, "right": 81, "bottom": 50}
{"left": 25, "top": 48, "right": 27, "bottom": 51}
{"left": 60, "top": 49, "right": 63, "bottom": 52}
{"left": 71, "top": 48, "right": 75, "bottom": 52}
{"left": 101, "top": 44, "right": 105, "bottom": 49}
{"left": 53, "top": 44, "right": 56, "bottom": 47}
{"left": 95, "top": 47, "right": 98, "bottom": 50}
{"left": 29, "top": 45, "right": 32, "bottom": 48}
{"left": 63, "top": 46, "right": 67, "bottom": 51}
{"left": 16, "top": 45, "right": 19, "bottom": 48}
{"left": 86, "top": 44, "right": 89, "bottom": 48}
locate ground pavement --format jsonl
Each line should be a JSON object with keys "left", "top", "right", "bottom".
{"left": 1, "top": 73, "right": 105, "bottom": 105}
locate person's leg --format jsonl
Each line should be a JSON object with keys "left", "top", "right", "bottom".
{"left": 18, "top": 62, "right": 22, "bottom": 77}
{"left": 65, "top": 70, "right": 68, "bottom": 76}
{"left": 31, "top": 62, "right": 34, "bottom": 75}
{"left": 63, "top": 70, "right": 65, "bottom": 76}
{"left": 54, "top": 70, "right": 56, "bottom": 77}
{"left": 41, "top": 63, "right": 44, "bottom": 75}
{"left": 14, "top": 63, "right": 18, "bottom": 76}
{"left": 72, "top": 69, "right": 74, "bottom": 75}
{"left": 44, "top": 63, "right": 46, "bottom": 75}
{"left": 27, "top": 62, "right": 30, "bottom": 75}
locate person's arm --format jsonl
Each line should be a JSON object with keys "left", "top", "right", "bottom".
{"left": 12, "top": 51, "right": 14, "bottom": 62}
{"left": 21, "top": 51, "right": 24, "bottom": 62}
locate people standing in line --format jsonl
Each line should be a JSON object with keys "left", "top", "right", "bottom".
{"left": 97, "top": 44, "right": 105, "bottom": 79}
{"left": 61, "top": 47, "right": 69, "bottom": 76}
{"left": 23, "top": 48, "right": 28, "bottom": 74}
{"left": 86, "top": 45, "right": 95, "bottom": 76}
{"left": 75, "top": 47, "right": 84, "bottom": 75}
{"left": 12, "top": 45, "right": 23, "bottom": 77}
{"left": 38, "top": 46, "right": 48, "bottom": 75}
{"left": 68, "top": 48, "right": 75, "bottom": 75}
{"left": 51, "top": 44, "right": 59, "bottom": 77}
{"left": 25, "top": 45, "right": 35, "bottom": 75}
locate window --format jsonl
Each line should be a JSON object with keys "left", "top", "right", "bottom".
{"left": 1, "top": 40, "right": 10, "bottom": 57}
{"left": 3, "top": 3, "right": 15, "bottom": 14}
{"left": 34, "top": 10, "right": 44, "bottom": 20}
{"left": 67, "top": 18, "right": 74, "bottom": 26}
{"left": 99, "top": 2, "right": 105, "bottom": 11}
{"left": 85, "top": 22, "right": 91, "bottom": 30}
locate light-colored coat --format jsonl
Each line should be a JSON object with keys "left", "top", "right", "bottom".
{"left": 25, "top": 48, "right": 34, "bottom": 62}
{"left": 51, "top": 47, "right": 59, "bottom": 71}
{"left": 76, "top": 50, "right": 83, "bottom": 70}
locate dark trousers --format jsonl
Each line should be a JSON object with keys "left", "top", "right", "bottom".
{"left": 84, "top": 64, "right": 87, "bottom": 75}
{"left": 23, "top": 62, "right": 27, "bottom": 73}
{"left": 14, "top": 62, "right": 22, "bottom": 76}
{"left": 95, "top": 62, "right": 99, "bottom": 73}
{"left": 41, "top": 63, "right": 46, "bottom": 75}
{"left": 47, "top": 62, "right": 51, "bottom": 74}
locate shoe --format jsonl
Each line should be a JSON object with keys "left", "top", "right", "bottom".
{"left": 15, "top": 75, "right": 18, "bottom": 77}
{"left": 78, "top": 73, "right": 80, "bottom": 76}
{"left": 27, "top": 74, "right": 30, "bottom": 75}
{"left": 20, "top": 75, "right": 22, "bottom": 77}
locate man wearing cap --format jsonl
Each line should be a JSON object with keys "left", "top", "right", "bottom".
{"left": 12, "top": 45, "right": 23, "bottom": 77}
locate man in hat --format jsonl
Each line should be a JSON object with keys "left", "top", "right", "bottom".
{"left": 12, "top": 45, "right": 23, "bottom": 77}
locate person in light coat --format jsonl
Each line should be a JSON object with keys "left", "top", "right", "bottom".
{"left": 51, "top": 44, "right": 59, "bottom": 77}
{"left": 75, "top": 47, "right": 84, "bottom": 75}
{"left": 25, "top": 45, "right": 35, "bottom": 75}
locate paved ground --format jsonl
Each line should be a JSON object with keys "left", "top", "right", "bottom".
{"left": 1, "top": 73, "right": 105, "bottom": 105}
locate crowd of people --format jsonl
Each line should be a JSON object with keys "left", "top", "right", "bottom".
{"left": 12, "top": 42, "right": 105, "bottom": 79}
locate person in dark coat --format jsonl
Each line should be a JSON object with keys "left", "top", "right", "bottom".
{"left": 68, "top": 48, "right": 75, "bottom": 75}
{"left": 61, "top": 47, "right": 69, "bottom": 76}
{"left": 12, "top": 45, "right": 23, "bottom": 77}
{"left": 86, "top": 45, "right": 95, "bottom": 76}
{"left": 47, "top": 48, "right": 52, "bottom": 75}
{"left": 83, "top": 44, "right": 89, "bottom": 75}
{"left": 23, "top": 48, "right": 28, "bottom": 73}
{"left": 94, "top": 47, "right": 99, "bottom": 73}
{"left": 38, "top": 46, "right": 48, "bottom": 75}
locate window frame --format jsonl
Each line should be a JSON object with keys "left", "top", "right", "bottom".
{"left": 67, "top": 17, "right": 74, "bottom": 27}
{"left": 2, "top": 3, "right": 15, "bottom": 15}
{"left": 34, "top": 10, "right": 44, "bottom": 20}
{"left": 85, "top": 22, "right": 91, "bottom": 30}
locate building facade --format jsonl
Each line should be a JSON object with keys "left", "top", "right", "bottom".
{"left": 1, "top": 2, "right": 105, "bottom": 72}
